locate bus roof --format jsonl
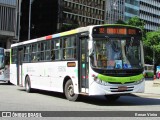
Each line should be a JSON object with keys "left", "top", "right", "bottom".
{"left": 11, "top": 25, "right": 95, "bottom": 47}
{"left": 11, "top": 24, "right": 141, "bottom": 48}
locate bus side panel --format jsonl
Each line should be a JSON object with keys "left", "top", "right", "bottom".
{"left": 10, "top": 64, "right": 18, "bottom": 85}
{"left": 21, "top": 61, "right": 79, "bottom": 94}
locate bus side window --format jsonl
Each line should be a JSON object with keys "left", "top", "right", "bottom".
{"left": 40, "top": 42, "right": 44, "bottom": 61}
{"left": 32, "top": 44, "right": 37, "bottom": 62}
{"left": 51, "top": 39, "right": 55, "bottom": 60}
{"left": 63, "top": 36, "right": 76, "bottom": 59}
{"left": 44, "top": 41, "right": 51, "bottom": 60}
{"left": 11, "top": 48, "right": 17, "bottom": 64}
{"left": 37, "top": 43, "right": 41, "bottom": 61}
{"left": 54, "top": 39, "right": 61, "bottom": 60}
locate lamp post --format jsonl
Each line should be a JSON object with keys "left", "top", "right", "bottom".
{"left": 28, "top": 0, "right": 34, "bottom": 40}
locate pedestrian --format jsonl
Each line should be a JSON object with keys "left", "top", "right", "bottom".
{"left": 158, "top": 71, "right": 160, "bottom": 79}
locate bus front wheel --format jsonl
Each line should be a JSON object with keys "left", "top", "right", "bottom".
{"left": 105, "top": 95, "right": 120, "bottom": 102}
{"left": 25, "top": 76, "right": 32, "bottom": 93}
{"left": 64, "top": 79, "right": 78, "bottom": 101}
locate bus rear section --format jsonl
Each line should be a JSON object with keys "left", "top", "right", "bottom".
{"left": 0, "top": 48, "right": 10, "bottom": 83}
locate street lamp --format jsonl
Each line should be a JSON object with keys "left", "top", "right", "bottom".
{"left": 28, "top": 0, "right": 34, "bottom": 40}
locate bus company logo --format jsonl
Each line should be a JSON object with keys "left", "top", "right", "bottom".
{"left": 2, "top": 112, "right": 11, "bottom": 117}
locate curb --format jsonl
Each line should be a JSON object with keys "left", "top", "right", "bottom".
{"left": 133, "top": 93, "right": 160, "bottom": 98}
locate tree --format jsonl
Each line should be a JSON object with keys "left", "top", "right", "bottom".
{"left": 143, "top": 30, "right": 160, "bottom": 65}
{"left": 127, "top": 16, "right": 145, "bottom": 30}
{"left": 115, "top": 19, "right": 126, "bottom": 24}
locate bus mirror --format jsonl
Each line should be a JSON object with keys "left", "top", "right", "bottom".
{"left": 79, "top": 32, "right": 89, "bottom": 39}
{"left": 89, "top": 49, "right": 94, "bottom": 57}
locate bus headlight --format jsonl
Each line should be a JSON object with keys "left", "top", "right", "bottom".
{"left": 93, "top": 76, "right": 108, "bottom": 86}
{"left": 135, "top": 79, "right": 144, "bottom": 84}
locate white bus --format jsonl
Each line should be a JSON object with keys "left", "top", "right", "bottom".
{"left": 0, "top": 47, "right": 10, "bottom": 83}
{"left": 10, "top": 24, "right": 145, "bottom": 101}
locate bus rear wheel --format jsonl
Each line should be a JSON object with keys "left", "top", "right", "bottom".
{"left": 25, "top": 76, "right": 32, "bottom": 93}
{"left": 105, "top": 95, "right": 120, "bottom": 102}
{"left": 64, "top": 79, "right": 78, "bottom": 101}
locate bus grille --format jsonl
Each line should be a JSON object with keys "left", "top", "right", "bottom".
{"left": 110, "top": 86, "right": 134, "bottom": 92}
{"left": 108, "top": 81, "right": 135, "bottom": 84}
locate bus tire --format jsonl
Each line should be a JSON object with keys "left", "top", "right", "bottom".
{"left": 7, "top": 80, "right": 11, "bottom": 85}
{"left": 25, "top": 76, "right": 32, "bottom": 93}
{"left": 64, "top": 79, "right": 78, "bottom": 101}
{"left": 105, "top": 95, "right": 120, "bottom": 102}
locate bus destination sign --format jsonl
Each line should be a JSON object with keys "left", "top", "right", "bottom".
{"left": 93, "top": 27, "right": 140, "bottom": 35}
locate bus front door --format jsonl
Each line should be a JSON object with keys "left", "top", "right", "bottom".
{"left": 79, "top": 36, "right": 89, "bottom": 93}
{"left": 17, "top": 49, "right": 23, "bottom": 86}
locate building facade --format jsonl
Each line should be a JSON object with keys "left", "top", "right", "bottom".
{"left": 105, "top": 0, "right": 160, "bottom": 31}
{"left": 62, "top": 0, "right": 106, "bottom": 27}
{"left": 0, "top": 0, "right": 17, "bottom": 48}
{"left": 18, "top": 0, "right": 106, "bottom": 41}
{"left": 124, "top": 0, "right": 139, "bottom": 21}
{"left": 106, "top": 0, "right": 125, "bottom": 24}
{"left": 139, "top": 0, "right": 160, "bottom": 31}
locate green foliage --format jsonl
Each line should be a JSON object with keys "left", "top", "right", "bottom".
{"left": 127, "top": 16, "right": 145, "bottom": 30}
{"left": 115, "top": 19, "right": 127, "bottom": 25}
{"left": 143, "top": 30, "right": 160, "bottom": 64}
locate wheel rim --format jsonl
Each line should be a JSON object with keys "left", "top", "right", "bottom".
{"left": 67, "top": 84, "right": 74, "bottom": 97}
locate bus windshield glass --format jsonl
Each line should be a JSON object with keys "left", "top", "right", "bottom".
{"left": 91, "top": 37, "right": 142, "bottom": 70}
{"left": 0, "top": 55, "right": 4, "bottom": 69}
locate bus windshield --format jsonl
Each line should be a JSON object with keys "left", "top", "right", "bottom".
{"left": 0, "top": 55, "right": 4, "bottom": 69}
{"left": 91, "top": 37, "right": 142, "bottom": 70}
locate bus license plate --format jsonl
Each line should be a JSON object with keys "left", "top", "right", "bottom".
{"left": 118, "top": 86, "right": 127, "bottom": 91}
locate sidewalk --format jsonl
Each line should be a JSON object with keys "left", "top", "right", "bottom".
{"left": 145, "top": 79, "right": 160, "bottom": 94}
{"left": 133, "top": 79, "right": 160, "bottom": 98}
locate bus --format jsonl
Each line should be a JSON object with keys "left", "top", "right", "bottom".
{"left": 10, "top": 24, "right": 144, "bottom": 101}
{"left": 144, "top": 64, "right": 154, "bottom": 78}
{"left": 0, "top": 47, "right": 10, "bottom": 83}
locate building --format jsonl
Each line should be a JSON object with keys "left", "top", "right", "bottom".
{"left": 124, "top": 0, "right": 139, "bottom": 21}
{"left": 19, "top": 0, "right": 106, "bottom": 41}
{"left": 63, "top": 0, "right": 105, "bottom": 27}
{"left": 106, "top": 0, "right": 125, "bottom": 24}
{"left": 105, "top": 0, "right": 160, "bottom": 31}
{"left": 139, "top": 0, "right": 160, "bottom": 31}
{"left": 106, "top": 0, "right": 139, "bottom": 24}
{"left": 0, "top": 0, "right": 17, "bottom": 48}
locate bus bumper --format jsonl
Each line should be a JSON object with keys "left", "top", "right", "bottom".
{"left": 89, "top": 79, "right": 145, "bottom": 95}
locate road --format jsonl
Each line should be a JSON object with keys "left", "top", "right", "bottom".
{"left": 0, "top": 81, "right": 160, "bottom": 118}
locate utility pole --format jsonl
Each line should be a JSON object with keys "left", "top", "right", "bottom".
{"left": 28, "top": 0, "right": 33, "bottom": 40}
{"left": 17, "top": 0, "right": 21, "bottom": 42}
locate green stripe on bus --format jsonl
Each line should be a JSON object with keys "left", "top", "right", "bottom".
{"left": 98, "top": 74, "right": 144, "bottom": 84}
